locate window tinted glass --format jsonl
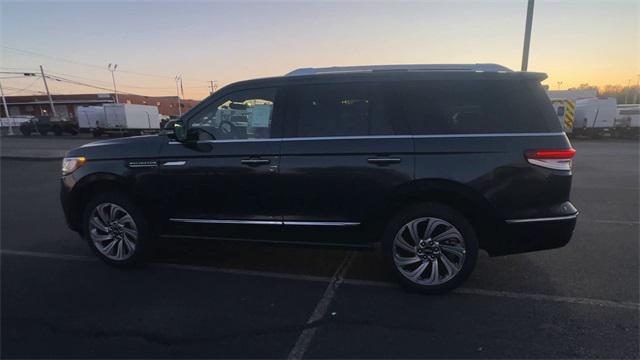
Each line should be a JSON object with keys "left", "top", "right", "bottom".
{"left": 405, "top": 80, "right": 552, "bottom": 134}
{"left": 286, "top": 83, "right": 406, "bottom": 137}
{"left": 188, "top": 87, "right": 276, "bottom": 140}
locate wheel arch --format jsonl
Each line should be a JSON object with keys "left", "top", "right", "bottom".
{"left": 368, "top": 179, "right": 503, "bottom": 254}
{"left": 67, "top": 173, "right": 133, "bottom": 231}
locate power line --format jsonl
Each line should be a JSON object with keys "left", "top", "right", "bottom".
{"left": 46, "top": 70, "right": 209, "bottom": 90}
{"left": 45, "top": 73, "right": 141, "bottom": 96}
{"left": 2, "top": 46, "right": 202, "bottom": 81}
{"left": 1, "top": 67, "right": 209, "bottom": 98}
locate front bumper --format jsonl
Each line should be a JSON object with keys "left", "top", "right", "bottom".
{"left": 60, "top": 177, "right": 80, "bottom": 232}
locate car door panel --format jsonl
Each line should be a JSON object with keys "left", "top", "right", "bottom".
{"left": 277, "top": 82, "right": 413, "bottom": 244}
{"left": 157, "top": 86, "right": 284, "bottom": 240}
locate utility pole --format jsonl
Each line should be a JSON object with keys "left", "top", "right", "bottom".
{"left": 108, "top": 63, "right": 119, "bottom": 104}
{"left": 625, "top": 79, "right": 631, "bottom": 104}
{"left": 635, "top": 74, "right": 639, "bottom": 104}
{"left": 209, "top": 80, "right": 218, "bottom": 94}
{"left": 175, "top": 75, "right": 182, "bottom": 117}
{"left": 0, "top": 80, "right": 14, "bottom": 135}
{"left": 521, "top": 0, "right": 535, "bottom": 71}
{"left": 40, "top": 65, "right": 57, "bottom": 117}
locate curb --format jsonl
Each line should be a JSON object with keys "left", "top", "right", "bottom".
{"left": 1, "top": 155, "right": 63, "bottom": 161}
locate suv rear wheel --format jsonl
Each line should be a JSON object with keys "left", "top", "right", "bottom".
{"left": 82, "top": 192, "right": 148, "bottom": 266}
{"left": 383, "top": 203, "right": 478, "bottom": 294}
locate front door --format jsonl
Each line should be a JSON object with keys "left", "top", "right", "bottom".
{"left": 159, "top": 86, "right": 283, "bottom": 239}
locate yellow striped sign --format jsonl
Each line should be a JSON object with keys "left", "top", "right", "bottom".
{"left": 552, "top": 99, "right": 575, "bottom": 132}
{"left": 564, "top": 100, "right": 575, "bottom": 131}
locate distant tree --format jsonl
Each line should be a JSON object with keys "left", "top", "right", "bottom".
{"left": 565, "top": 83, "right": 639, "bottom": 104}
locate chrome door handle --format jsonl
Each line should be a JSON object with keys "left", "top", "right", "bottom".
{"left": 367, "top": 157, "right": 401, "bottom": 165}
{"left": 241, "top": 158, "right": 271, "bottom": 166}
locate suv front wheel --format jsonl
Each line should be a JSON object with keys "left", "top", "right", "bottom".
{"left": 82, "top": 192, "right": 148, "bottom": 266}
{"left": 383, "top": 203, "right": 478, "bottom": 294}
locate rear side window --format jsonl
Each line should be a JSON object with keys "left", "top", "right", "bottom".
{"left": 405, "top": 80, "right": 556, "bottom": 134}
{"left": 284, "top": 82, "right": 408, "bottom": 137}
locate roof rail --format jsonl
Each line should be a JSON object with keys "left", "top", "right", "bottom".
{"left": 285, "top": 64, "right": 512, "bottom": 76}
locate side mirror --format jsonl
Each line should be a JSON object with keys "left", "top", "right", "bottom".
{"left": 173, "top": 120, "right": 186, "bottom": 141}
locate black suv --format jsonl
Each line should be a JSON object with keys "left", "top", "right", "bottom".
{"left": 61, "top": 64, "right": 578, "bottom": 293}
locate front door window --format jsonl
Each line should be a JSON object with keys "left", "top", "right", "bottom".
{"left": 188, "top": 88, "right": 276, "bottom": 141}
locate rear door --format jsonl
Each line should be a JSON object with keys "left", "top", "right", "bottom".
{"left": 278, "top": 81, "right": 413, "bottom": 244}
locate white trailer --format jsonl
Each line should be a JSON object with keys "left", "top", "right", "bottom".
{"left": 572, "top": 97, "right": 618, "bottom": 137}
{"left": 94, "top": 104, "right": 161, "bottom": 137}
{"left": 76, "top": 106, "right": 106, "bottom": 129}
{"left": 614, "top": 104, "right": 640, "bottom": 138}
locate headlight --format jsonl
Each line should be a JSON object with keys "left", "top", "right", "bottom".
{"left": 62, "top": 157, "right": 86, "bottom": 176}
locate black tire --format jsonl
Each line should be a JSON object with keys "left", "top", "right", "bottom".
{"left": 20, "top": 127, "right": 31, "bottom": 136}
{"left": 82, "top": 192, "right": 149, "bottom": 267}
{"left": 92, "top": 129, "right": 102, "bottom": 138}
{"left": 382, "top": 202, "right": 478, "bottom": 294}
{"left": 39, "top": 130, "right": 48, "bottom": 136}
{"left": 53, "top": 126, "right": 63, "bottom": 136}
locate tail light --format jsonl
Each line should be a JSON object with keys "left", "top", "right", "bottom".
{"left": 525, "top": 148, "right": 576, "bottom": 171}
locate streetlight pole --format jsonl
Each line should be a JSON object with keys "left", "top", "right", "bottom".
{"left": 175, "top": 75, "right": 182, "bottom": 117}
{"left": 108, "top": 63, "right": 119, "bottom": 104}
{"left": 40, "top": 65, "right": 57, "bottom": 117}
{"left": 521, "top": 0, "right": 535, "bottom": 71}
{"left": 0, "top": 80, "right": 13, "bottom": 135}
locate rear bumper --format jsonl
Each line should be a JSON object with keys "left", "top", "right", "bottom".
{"left": 491, "top": 212, "right": 578, "bottom": 256}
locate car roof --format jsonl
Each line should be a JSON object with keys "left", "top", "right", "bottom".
{"left": 219, "top": 64, "right": 547, "bottom": 94}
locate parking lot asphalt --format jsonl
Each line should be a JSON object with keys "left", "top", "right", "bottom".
{"left": 0, "top": 135, "right": 95, "bottom": 159}
{"left": 1, "top": 138, "right": 639, "bottom": 358}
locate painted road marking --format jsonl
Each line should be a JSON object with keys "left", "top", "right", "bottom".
{"left": 2, "top": 249, "right": 638, "bottom": 312}
{"left": 593, "top": 219, "right": 639, "bottom": 225}
{"left": 287, "top": 252, "right": 354, "bottom": 360}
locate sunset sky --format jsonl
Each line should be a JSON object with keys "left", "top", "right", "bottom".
{"left": 2, "top": 0, "right": 638, "bottom": 100}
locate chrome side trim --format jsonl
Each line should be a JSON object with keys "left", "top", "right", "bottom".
{"left": 169, "top": 138, "right": 281, "bottom": 145}
{"left": 169, "top": 218, "right": 361, "bottom": 226}
{"left": 163, "top": 161, "right": 186, "bottom": 166}
{"left": 169, "top": 218, "right": 282, "bottom": 225}
{"left": 167, "top": 133, "right": 565, "bottom": 145}
{"left": 127, "top": 161, "right": 158, "bottom": 168}
{"left": 505, "top": 213, "right": 578, "bottom": 224}
{"left": 282, "top": 135, "right": 412, "bottom": 142}
{"left": 282, "top": 221, "right": 360, "bottom": 226}
{"left": 412, "top": 132, "right": 565, "bottom": 139}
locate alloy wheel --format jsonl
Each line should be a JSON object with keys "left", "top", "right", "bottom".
{"left": 393, "top": 217, "right": 466, "bottom": 285}
{"left": 89, "top": 202, "right": 138, "bottom": 261}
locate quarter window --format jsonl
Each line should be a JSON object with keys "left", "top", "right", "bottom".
{"left": 405, "top": 80, "right": 552, "bottom": 134}
{"left": 188, "top": 87, "right": 276, "bottom": 140}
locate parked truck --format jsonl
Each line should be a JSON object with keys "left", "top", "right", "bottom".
{"left": 81, "top": 104, "right": 161, "bottom": 137}
{"left": 18, "top": 115, "right": 79, "bottom": 136}
{"left": 572, "top": 97, "right": 618, "bottom": 138}
{"left": 614, "top": 104, "right": 640, "bottom": 139}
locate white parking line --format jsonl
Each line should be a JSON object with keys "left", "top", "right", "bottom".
{"left": 0, "top": 249, "right": 334, "bottom": 284}
{"left": 593, "top": 219, "right": 639, "bottom": 226}
{"left": 287, "top": 252, "right": 354, "bottom": 360}
{"left": 342, "top": 278, "right": 639, "bottom": 310}
{"left": 2, "top": 249, "right": 638, "bottom": 312}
